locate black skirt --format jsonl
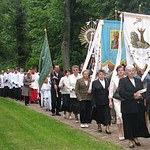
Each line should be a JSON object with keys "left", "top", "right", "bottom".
{"left": 91, "top": 104, "right": 111, "bottom": 126}
{"left": 70, "top": 98, "right": 80, "bottom": 114}
{"left": 122, "top": 103, "right": 150, "bottom": 140}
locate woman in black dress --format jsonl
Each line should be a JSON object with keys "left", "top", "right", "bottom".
{"left": 91, "top": 69, "right": 111, "bottom": 134}
{"left": 118, "top": 65, "right": 150, "bottom": 148}
{"left": 146, "top": 82, "right": 150, "bottom": 121}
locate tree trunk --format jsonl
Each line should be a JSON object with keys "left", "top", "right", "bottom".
{"left": 15, "top": 0, "right": 26, "bottom": 68}
{"left": 61, "top": 0, "right": 71, "bottom": 71}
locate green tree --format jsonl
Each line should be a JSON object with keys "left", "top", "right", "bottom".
{"left": 14, "top": 0, "right": 27, "bottom": 68}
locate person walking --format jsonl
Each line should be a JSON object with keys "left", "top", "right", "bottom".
{"left": 75, "top": 69, "right": 92, "bottom": 128}
{"left": 69, "top": 65, "right": 81, "bottom": 122}
{"left": 40, "top": 77, "right": 52, "bottom": 111}
{"left": 91, "top": 69, "right": 111, "bottom": 134}
{"left": 50, "top": 65, "right": 62, "bottom": 116}
{"left": 59, "top": 69, "right": 72, "bottom": 119}
{"left": 109, "top": 65, "right": 125, "bottom": 140}
{"left": 22, "top": 70, "right": 33, "bottom": 106}
{"left": 118, "top": 65, "right": 150, "bottom": 148}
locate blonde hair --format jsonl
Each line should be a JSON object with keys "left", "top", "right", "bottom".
{"left": 72, "top": 65, "right": 79, "bottom": 70}
{"left": 82, "top": 69, "right": 89, "bottom": 75}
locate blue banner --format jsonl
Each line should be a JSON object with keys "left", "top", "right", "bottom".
{"left": 101, "top": 20, "right": 126, "bottom": 66}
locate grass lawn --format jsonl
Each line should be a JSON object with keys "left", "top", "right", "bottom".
{"left": 0, "top": 98, "right": 123, "bottom": 150}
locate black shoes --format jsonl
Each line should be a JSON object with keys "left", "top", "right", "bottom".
{"left": 106, "top": 130, "right": 111, "bottom": 134}
{"left": 133, "top": 139, "right": 141, "bottom": 146}
{"left": 52, "top": 113, "right": 55, "bottom": 116}
{"left": 56, "top": 113, "right": 61, "bottom": 116}
{"left": 129, "top": 144, "right": 135, "bottom": 149}
{"left": 98, "top": 129, "right": 102, "bottom": 132}
{"left": 129, "top": 140, "right": 135, "bottom": 148}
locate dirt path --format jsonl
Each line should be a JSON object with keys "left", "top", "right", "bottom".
{"left": 16, "top": 101, "right": 150, "bottom": 150}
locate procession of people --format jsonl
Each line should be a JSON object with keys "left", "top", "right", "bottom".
{"left": 0, "top": 63, "right": 150, "bottom": 149}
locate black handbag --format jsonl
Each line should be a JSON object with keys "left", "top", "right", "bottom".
{"left": 113, "top": 90, "right": 125, "bottom": 102}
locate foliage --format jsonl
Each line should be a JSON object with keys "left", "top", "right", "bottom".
{"left": 0, "top": 0, "right": 150, "bottom": 70}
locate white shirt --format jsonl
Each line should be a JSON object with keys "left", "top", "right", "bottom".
{"left": 99, "top": 79, "right": 105, "bottom": 88}
{"left": 18, "top": 72, "right": 24, "bottom": 87}
{"left": 109, "top": 76, "right": 120, "bottom": 99}
{"left": 11, "top": 72, "right": 20, "bottom": 88}
{"left": 129, "top": 78, "right": 135, "bottom": 87}
{"left": 8, "top": 72, "right": 14, "bottom": 89}
{"left": 59, "top": 76, "right": 71, "bottom": 94}
{"left": 69, "top": 73, "right": 81, "bottom": 98}
{"left": 0, "top": 74, "right": 4, "bottom": 88}
{"left": 3, "top": 73, "right": 9, "bottom": 87}
{"left": 30, "top": 73, "right": 39, "bottom": 91}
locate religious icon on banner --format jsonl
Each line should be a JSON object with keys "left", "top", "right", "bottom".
{"left": 130, "top": 28, "right": 150, "bottom": 49}
{"left": 110, "top": 30, "right": 119, "bottom": 50}
{"left": 79, "top": 19, "right": 97, "bottom": 47}
{"left": 123, "top": 13, "right": 150, "bottom": 70}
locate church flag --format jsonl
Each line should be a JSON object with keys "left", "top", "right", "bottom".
{"left": 101, "top": 20, "right": 126, "bottom": 67}
{"left": 123, "top": 12, "right": 150, "bottom": 70}
{"left": 38, "top": 29, "right": 53, "bottom": 89}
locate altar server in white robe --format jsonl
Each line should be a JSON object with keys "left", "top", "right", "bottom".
{"left": 40, "top": 77, "right": 51, "bottom": 111}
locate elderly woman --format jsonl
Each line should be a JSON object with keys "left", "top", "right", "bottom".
{"left": 109, "top": 65, "right": 125, "bottom": 140}
{"left": 91, "top": 69, "right": 111, "bottom": 134}
{"left": 146, "top": 82, "right": 150, "bottom": 121}
{"left": 118, "top": 65, "right": 150, "bottom": 148}
{"left": 75, "top": 69, "right": 92, "bottom": 128}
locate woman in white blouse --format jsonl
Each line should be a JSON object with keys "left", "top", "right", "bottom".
{"left": 109, "top": 65, "right": 125, "bottom": 140}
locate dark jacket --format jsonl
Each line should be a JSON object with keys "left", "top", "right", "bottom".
{"left": 146, "top": 82, "right": 150, "bottom": 101}
{"left": 92, "top": 78, "right": 109, "bottom": 106}
{"left": 75, "top": 78, "right": 91, "bottom": 101}
{"left": 118, "top": 76, "right": 145, "bottom": 114}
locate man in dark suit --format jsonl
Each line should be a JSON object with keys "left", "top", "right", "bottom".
{"left": 51, "top": 65, "right": 63, "bottom": 116}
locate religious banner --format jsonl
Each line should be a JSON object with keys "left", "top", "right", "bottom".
{"left": 101, "top": 20, "right": 126, "bottom": 67}
{"left": 123, "top": 12, "right": 150, "bottom": 70}
{"left": 39, "top": 30, "right": 53, "bottom": 89}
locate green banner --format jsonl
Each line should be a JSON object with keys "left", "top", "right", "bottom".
{"left": 38, "top": 30, "right": 53, "bottom": 89}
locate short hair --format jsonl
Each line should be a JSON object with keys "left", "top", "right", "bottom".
{"left": 125, "top": 65, "right": 135, "bottom": 73}
{"left": 98, "top": 69, "right": 106, "bottom": 74}
{"left": 116, "top": 65, "right": 125, "bottom": 72}
{"left": 72, "top": 65, "right": 79, "bottom": 70}
{"left": 65, "top": 69, "right": 71, "bottom": 74}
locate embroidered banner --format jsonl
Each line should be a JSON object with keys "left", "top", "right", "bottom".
{"left": 123, "top": 12, "right": 150, "bottom": 70}
{"left": 101, "top": 20, "right": 126, "bottom": 67}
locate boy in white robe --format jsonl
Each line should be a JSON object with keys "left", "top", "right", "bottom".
{"left": 40, "top": 78, "right": 51, "bottom": 111}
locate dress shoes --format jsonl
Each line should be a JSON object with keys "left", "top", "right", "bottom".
{"left": 56, "top": 113, "right": 61, "bottom": 116}
{"left": 129, "top": 140, "right": 135, "bottom": 148}
{"left": 84, "top": 124, "right": 89, "bottom": 128}
{"left": 98, "top": 128, "right": 102, "bottom": 132}
{"left": 80, "top": 124, "right": 86, "bottom": 128}
{"left": 133, "top": 139, "right": 141, "bottom": 146}
{"left": 52, "top": 113, "right": 55, "bottom": 116}
{"left": 105, "top": 130, "right": 111, "bottom": 134}
{"left": 119, "top": 137, "right": 125, "bottom": 141}
{"left": 129, "top": 144, "right": 135, "bottom": 149}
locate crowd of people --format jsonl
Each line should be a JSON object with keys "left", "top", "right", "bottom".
{"left": 0, "top": 64, "right": 150, "bottom": 148}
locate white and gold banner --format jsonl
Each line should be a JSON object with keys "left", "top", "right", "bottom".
{"left": 123, "top": 12, "right": 150, "bottom": 71}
